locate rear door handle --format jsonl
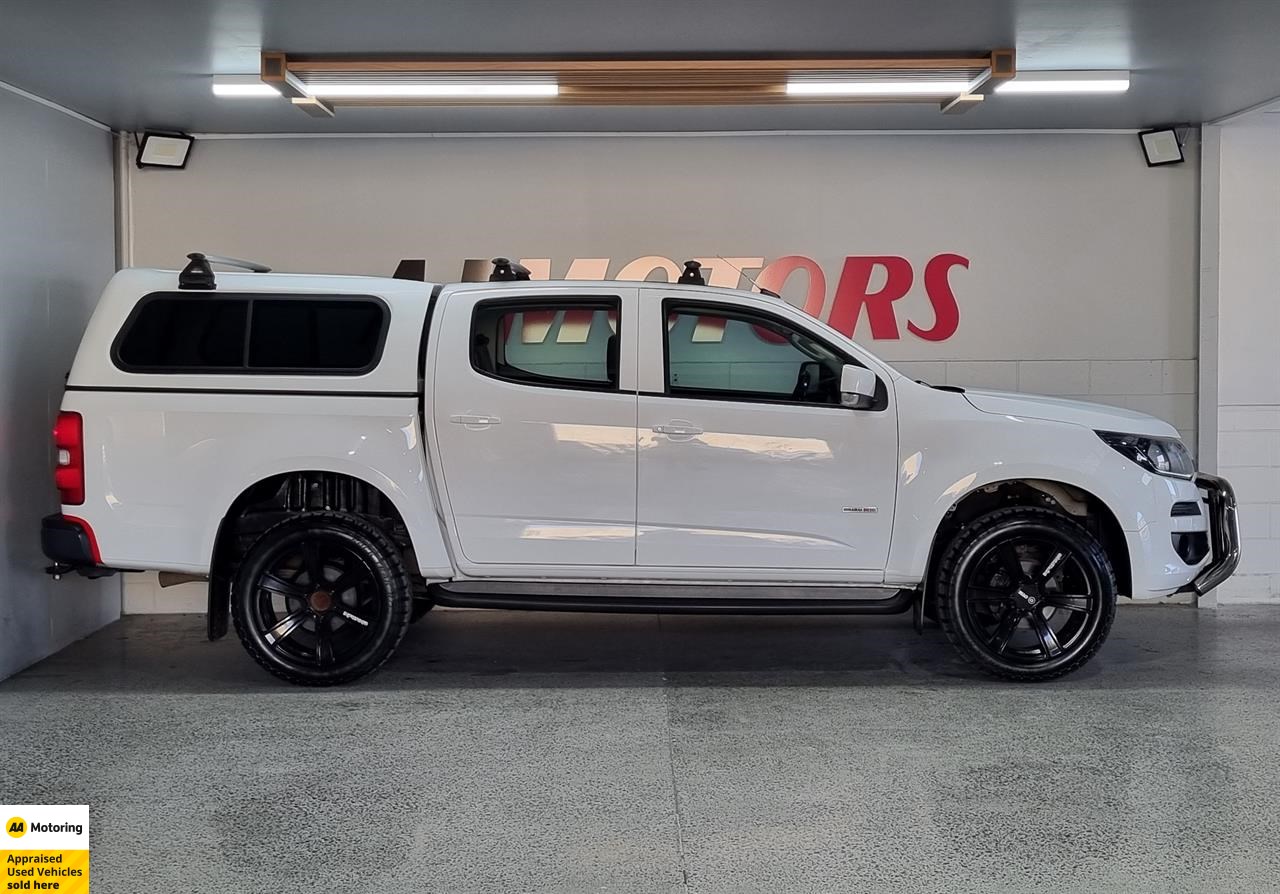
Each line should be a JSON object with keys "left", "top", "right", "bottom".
{"left": 450, "top": 414, "right": 502, "bottom": 428}
{"left": 652, "top": 421, "right": 703, "bottom": 437}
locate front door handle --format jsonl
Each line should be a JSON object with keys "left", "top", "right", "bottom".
{"left": 652, "top": 421, "right": 703, "bottom": 438}
{"left": 450, "top": 413, "right": 502, "bottom": 429}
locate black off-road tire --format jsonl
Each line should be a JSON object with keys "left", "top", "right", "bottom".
{"left": 934, "top": 506, "right": 1117, "bottom": 682}
{"left": 231, "top": 511, "right": 413, "bottom": 686}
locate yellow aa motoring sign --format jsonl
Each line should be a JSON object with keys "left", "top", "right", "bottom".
{"left": 1, "top": 806, "right": 88, "bottom": 892}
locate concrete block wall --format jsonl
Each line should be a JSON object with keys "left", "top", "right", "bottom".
{"left": 1217, "top": 408, "right": 1280, "bottom": 601}
{"left": 121, "top": 576, "right": 177, "bottom": 614}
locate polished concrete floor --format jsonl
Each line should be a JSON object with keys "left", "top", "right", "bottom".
{"left": 1, "top": 605, "right": 1278, "bottom": 893}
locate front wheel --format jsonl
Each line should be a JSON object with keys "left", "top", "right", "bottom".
{"left": 934, "top": 507, "right": 1117, "bottom": 681}
{"left": 231, "top": 511, "right": 412, "bottom": 685}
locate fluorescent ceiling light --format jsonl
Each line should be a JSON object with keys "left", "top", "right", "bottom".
{"left": 995, "top": 71, "right": 1130, "bottom": 94}
{"left": 307, "top": 82, "right": 559, "bottom": 98}
{"left": 786, "top": 80, "right": 972, "bottom": 96}
{"left": 212, "top": 76, "right": 281, "bottom": 98}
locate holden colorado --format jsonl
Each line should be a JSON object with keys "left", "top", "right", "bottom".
{"left": 42, "top": 254, "right": 1239, "bottom": 685}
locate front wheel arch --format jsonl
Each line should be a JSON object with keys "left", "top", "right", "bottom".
{"left": 921, "top": 479, "right": 1131, "bottom": 613}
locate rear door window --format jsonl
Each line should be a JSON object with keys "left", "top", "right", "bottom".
{"left": 470, "top": 299, "right": 620, "bottom": 390}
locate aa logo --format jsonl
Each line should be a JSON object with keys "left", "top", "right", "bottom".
{"left": 6, "top": 816, "right": 25, "bottom": 838}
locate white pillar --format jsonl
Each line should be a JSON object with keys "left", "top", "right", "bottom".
{"left": 1200, "top": 117, "right": 1280, "bottom": 604}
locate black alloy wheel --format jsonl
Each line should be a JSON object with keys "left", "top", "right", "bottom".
{"left": 935, "top": 507, "right": 1116, "bottom": 681}
{"left": 231, "top": 512, "right": 412, "bottom": 685}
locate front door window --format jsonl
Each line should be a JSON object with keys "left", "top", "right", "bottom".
{"left": 665, "top": 306, "right": 848, "bottom": 406}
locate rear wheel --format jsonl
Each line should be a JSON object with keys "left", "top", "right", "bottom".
{"left": 231, "top": 511, "right": 412, "bottom": 685}
{"left": 934, "top": 507, "right": 1116, "bottom": 681}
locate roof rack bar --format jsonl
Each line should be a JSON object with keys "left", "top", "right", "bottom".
{"left": 677, "top": 259, "right": 706, "bottom": 285}
{"left": 177, "top": 252, "right": 272, "bottom": 290}
{"left": 199, "top": 253, "right": 272, "bottom": 273}
{"left": 489, "top": 257, "right": 531, "bottom": 282}
{"left": 178, "top": 253, "right": 215, "bottom": 290}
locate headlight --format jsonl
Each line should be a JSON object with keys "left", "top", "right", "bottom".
{"left": 1096, "top": 431, "right": 1196, "bottom": 479}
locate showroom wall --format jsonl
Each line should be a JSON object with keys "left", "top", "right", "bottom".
{"left": 0, "top": 85, "right": 119, "bottom": 678}
{"left": 1201, "top": 120, "right": 1280, "bottom": 604}
{"left": 120, "top": 131, "right": 1201, "bottom": 611}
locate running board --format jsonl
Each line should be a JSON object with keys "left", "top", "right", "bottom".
{"left": 428, "top": 581, "right": 915, "bottom": 615}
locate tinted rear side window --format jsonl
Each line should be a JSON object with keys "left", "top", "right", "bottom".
{"left": 116, "top": 298, "right": 247, "bottom": 369}
{"left": 249, "top": 300, "right": 384, "bottom": 370}
{"left": 113, "top": 293, "right": 388, "bottom": 374}
{"left": 470, "top": 299, "right": 620, "bottom": 390}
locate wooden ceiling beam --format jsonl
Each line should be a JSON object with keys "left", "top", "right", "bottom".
{"left": 283, "top": 56, "right": 1001, "bottom": 74}
{"left": 259, "top": 50, "right": 1016, "bottom": 113}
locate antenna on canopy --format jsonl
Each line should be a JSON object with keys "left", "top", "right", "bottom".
{"left": 715, "top": 256, "right": 780, "bottom": 298}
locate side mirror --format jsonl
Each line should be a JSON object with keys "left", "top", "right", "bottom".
{"left": 840, "top": 364, "right": 878, "bottom": 409}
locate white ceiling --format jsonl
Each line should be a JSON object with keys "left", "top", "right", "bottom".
{"left": 2, "top": 0, "right": 1279, "bottom": 133}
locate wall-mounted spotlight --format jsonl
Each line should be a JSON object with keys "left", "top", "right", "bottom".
{"left": 1139, "top": 127, "right": 1186, "bottom": 166}
{"left": 135, "top": 132, "right": 194, "bottom": 169}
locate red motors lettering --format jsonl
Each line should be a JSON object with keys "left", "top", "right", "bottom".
{"left": 457, "top": 254, "right": 967, "bottom": 343}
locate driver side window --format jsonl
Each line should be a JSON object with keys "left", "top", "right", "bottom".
{"left": 664, "top": 304, "right": 845, "bottom": 405}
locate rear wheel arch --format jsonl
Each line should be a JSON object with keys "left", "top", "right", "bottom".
{"left": 231, "top": 510, "right": 413, "bottom": 685}
{"left": 206, "top": 470, "right": 428, "bottom": 640}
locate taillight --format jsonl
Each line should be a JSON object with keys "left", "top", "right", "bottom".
{"left": 53, "top": 411, "right": 85, "bottom": 505}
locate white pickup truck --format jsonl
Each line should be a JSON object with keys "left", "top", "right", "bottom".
{"left": 42, "top": 254, "right": 1238, "bottom": 685}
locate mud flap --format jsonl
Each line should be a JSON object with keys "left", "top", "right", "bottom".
{"left": 206, "top": 572, "right": 230, "bottom": 641}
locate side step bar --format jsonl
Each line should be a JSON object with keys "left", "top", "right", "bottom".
{"left": 428, "top": 581, "right": 916, "bottom": 615}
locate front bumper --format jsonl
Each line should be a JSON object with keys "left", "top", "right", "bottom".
{"left": 1185, "top": 473, "right": 1241, "bottom": 595}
